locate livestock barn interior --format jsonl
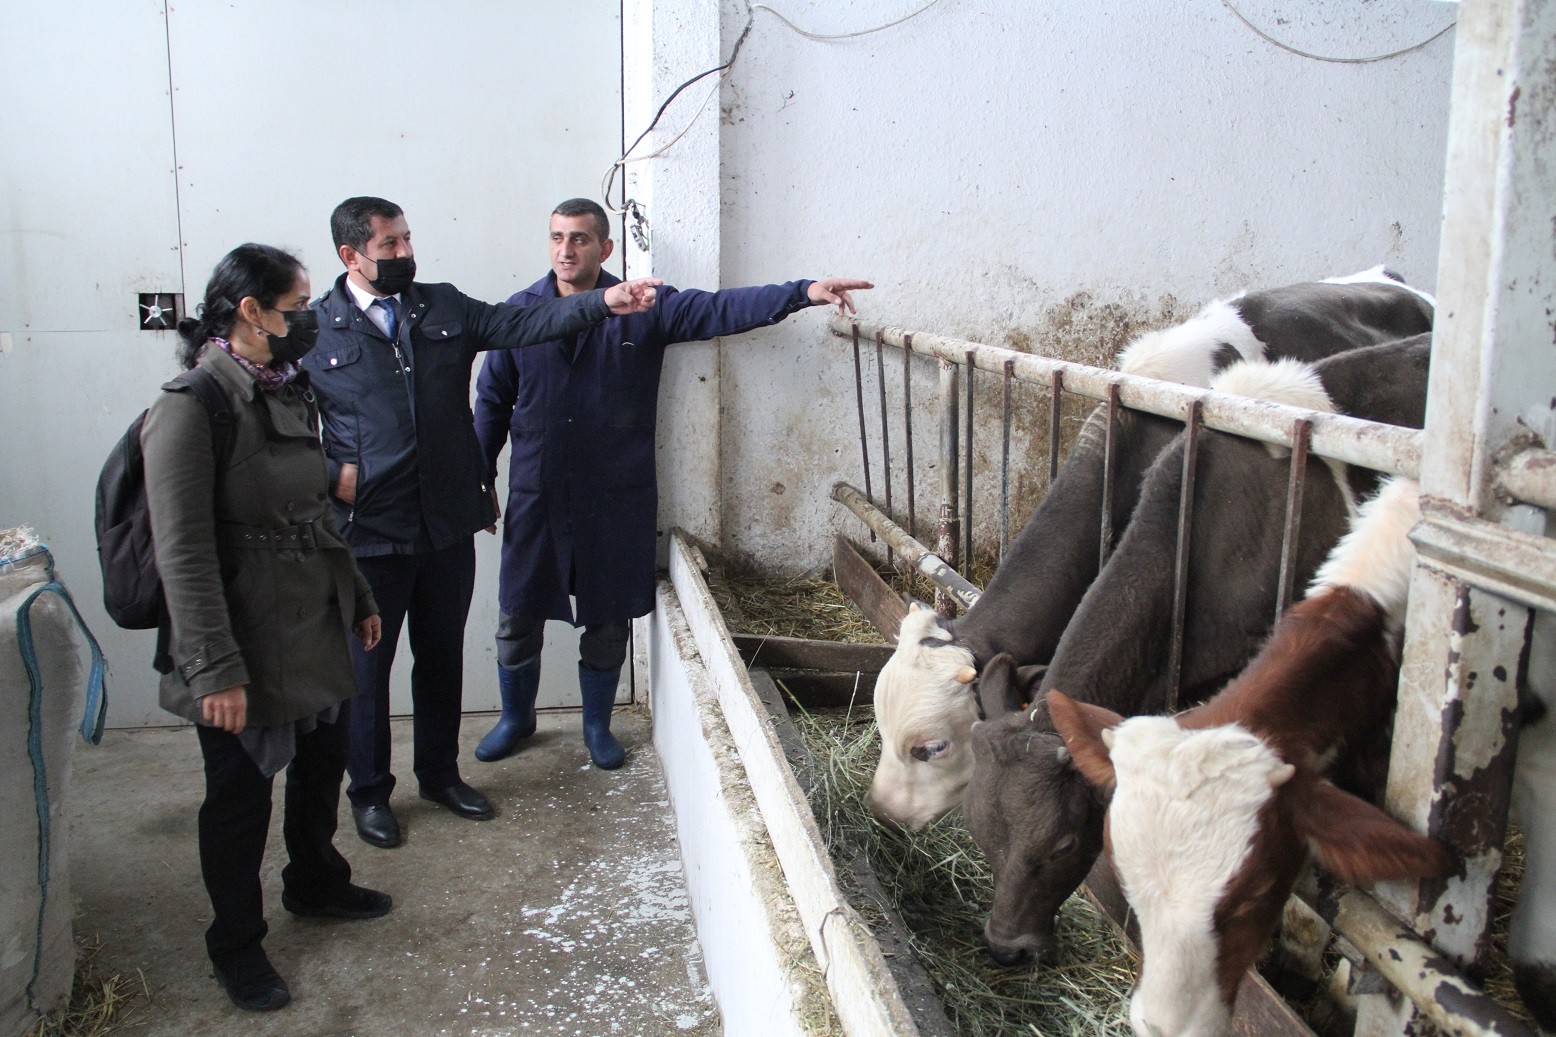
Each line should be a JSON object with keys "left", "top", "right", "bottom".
{"left": 1, "top": 1, "right": 1552, "bottom": 1036}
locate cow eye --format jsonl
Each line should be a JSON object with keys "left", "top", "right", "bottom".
{"left": 1049, "top": 834, "right": 1079, "bottom": 860}
{"left": 910, "top": 740, "right": 951, "bottom": 762}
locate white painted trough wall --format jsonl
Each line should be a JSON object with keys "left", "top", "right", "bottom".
{"left": 625, "top": 0, "right": 1460, "bottom": 573}
{"left": 649, "top": 581, "right": 812, "bottom": 1036}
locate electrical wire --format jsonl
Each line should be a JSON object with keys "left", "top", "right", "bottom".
{"left": 602, "top": 0, "right": 949, "bottom": 234}
{"left": 1220, "top": 0, "right": 1456, "bottom": 64}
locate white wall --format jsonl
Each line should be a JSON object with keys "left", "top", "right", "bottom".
{"left": 0, "top": 1, "right": 621, "bottom": 726}
{"left": 628, "top": 0, "right": 1459, "bottom": 573}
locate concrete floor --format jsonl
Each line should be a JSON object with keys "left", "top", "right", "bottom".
{"left": 66, "top": 708, "right": 720, "bottom": 1036}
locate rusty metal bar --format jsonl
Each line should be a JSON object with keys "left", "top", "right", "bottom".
{"left": 1048, "top": 369, "right": 1063, "bottom": 484}
{"left": 903, "top": 334, "right": 917, "bottom": 540}
{"left": 831, "top": 318, "right": 1421, "bottom": 478}
{"left": 851, "top": 325, "right": 875, "bottom": 542}
{"left": 876, "top": 331, "right": 894, "bottom": 568}
{"left": 963, "top": 350, "right": 975, "bottom": 577}
{"left": 1099, "top": 383, "right": 1122, "bottom": 568}
{"left": 1495, "top": 444, "right": 1556, "bottom": 510}
{"left": 936, "top": 359, "right": 961, "bottom": 616}
{"left": 1166, "top": 400, "right": 1202, "bottom": 713}
{"left": 1321, "top": 886, "right": 1537, "bottom": 1037}
{"left": 1274, "top": 418, "right": 1313, "bottom": 619}
{"left": 1000, "top": 358, "right": 1014, "bottom": 561}
{"left": 832, "top": 482, "right": 982, "bottom": 612}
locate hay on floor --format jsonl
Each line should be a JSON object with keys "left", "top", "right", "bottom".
{"left": 24, "top": 933, "right": 146, "bottom": 1037}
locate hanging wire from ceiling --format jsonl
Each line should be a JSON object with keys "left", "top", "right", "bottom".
{"left": 1219, "top": 0, "right": 1456, "bottom": 64}
{"left": 603, "top": 0, "right": 949, "bottom": 250}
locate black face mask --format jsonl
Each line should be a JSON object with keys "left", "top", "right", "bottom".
{"left": 266, "top": 309, "right": 320, "bottom": 364}
{"left": 367, "top": 255, "right": 416, "bottom": 296}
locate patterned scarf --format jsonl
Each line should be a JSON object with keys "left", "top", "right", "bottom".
{"left": 212, "top": 337, "right": 300, "bottom": 392}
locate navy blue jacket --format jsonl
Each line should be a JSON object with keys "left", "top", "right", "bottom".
{"left": 474, "top": 270, "right": 813, "bottom": 626}
{"left": 304, "top": 273, "right": 612, "bottom": 556}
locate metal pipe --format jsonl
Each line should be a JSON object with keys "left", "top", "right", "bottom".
{"left": 903, "top": 334, "right": 917, "bottom": 540}
{"left": 851, "top": 325, "right": 875, "bottom": 541}
{"left": 832, "top": 482, "right": 982, "bottom": 611}
{"left": 876, "top": 330, "right": 894, "bottom": 568}
{"left": 1100, "top": 383, "right": 1121, "bottom": 568}
{"left": 1000, "top": 358, "right": 1014, "bottom": 561}
{"left": 1274, "top": 418, "right": 1312, "bottom": 619}
{"left": 937, "top": 359, "right": 961, "bottom": 616}
{"left": 1167, "top": 400, "right": 1202, "bottom": 712}
{"left": 964, "top": 350, "right": 975, "bottom": 577}
{"left": 831, "top": 318, "right": 1421, "bottom": 478}
{"left": 1495, "top": 444, "right": 1556, "bottom": 510}
{"left": 1411, "top": 511, "right": 1556, "bottom": 615}
{"left": 1049, "top": 369, "right": 1063, "bottom": 484}
{"left": 1321, "top": 887, "right": 1537, "bottom": 1037}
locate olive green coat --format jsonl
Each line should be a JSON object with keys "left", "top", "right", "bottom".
{"left": 141, "top": 346, "right": 377, "bottom": 727}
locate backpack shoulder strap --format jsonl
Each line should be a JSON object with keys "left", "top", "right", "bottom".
{"left": 171, "top": 367, "right": 236, "bottom": 475}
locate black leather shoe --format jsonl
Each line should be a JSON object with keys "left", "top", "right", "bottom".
{"left": 351, "top": 803, "right": 403, "bottom": 848}
{"left": 419, "top": 780, "right": 495, "bottom": 820}
{"left": 213, "top": 954, "right": 290, "bottom": 1012}
{"left": 282, "top": 883, "right": 392, "bottom": 920}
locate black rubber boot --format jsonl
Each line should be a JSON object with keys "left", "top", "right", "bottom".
{"left": 475, "top": 659, "right": 540, "bottom": 762}
{"left": 578, "top": 662, "right": 626, "bottom": 770}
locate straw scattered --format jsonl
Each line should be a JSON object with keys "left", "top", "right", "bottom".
{"left": 792, "top": 704, "right": 1134, "bottom": 1036}
{"left": 24, "top": 933, "right": 147, "bottom": 1037}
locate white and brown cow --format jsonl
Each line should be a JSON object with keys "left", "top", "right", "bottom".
{"left": 868, "top": 270, "right": 1432, "bottom": 830}
{"left": 1049, "top": 478, "right": 1453, "bottom": 1037}
{"left": 961, "top": 337, "right": 1432, "bottom": 966}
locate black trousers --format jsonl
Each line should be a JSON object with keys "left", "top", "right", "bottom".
{"left": 346, "top": 538, "right": 475, "bottom": 807}
{"left": 196, "top": 710, "right": 352, "bottom": 970}
{"left": 495, "top": 612, "right": 630, "bottom": 672}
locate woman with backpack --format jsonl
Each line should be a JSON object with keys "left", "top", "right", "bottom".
{"left": 140, "top": 243, "right": 387, "bottom": 1012}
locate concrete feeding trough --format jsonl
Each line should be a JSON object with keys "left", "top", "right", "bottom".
{"left": 649, "top": 531, "right": 956, "bottom": 1036}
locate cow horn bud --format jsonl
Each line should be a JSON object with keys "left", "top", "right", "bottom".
{"left": 955, "top": 665, "right": 977, "bottom": 684}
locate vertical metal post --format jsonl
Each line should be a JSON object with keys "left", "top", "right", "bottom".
{"left": 1274, "top": 418, "right": 1312, "bottom": 620}
{"left": 851, "top": 324, "right": 875, "bottom": 542}
{"left": 1166, "top": 400, "right": 1202, "bottom": 712}
{"left": 937, "top": 358, "right": 960, "bottom": 617}
{"left": 1049, "top": 370, "right": 1064, "bottom": 484}
{"left": 1000, "top": 358, "right": 1014, "bottom": 562}
{"left": 963, "top": 350, "right": 976, "bottom": 577}
{"left": 902, "top": 334, "right": 917, "bottom": 541}
{"left": 876, "top": 331, "right": 894, "bottom": 568}
{"left": 1099, "top": 383, "right": 1121, "bottom": 568}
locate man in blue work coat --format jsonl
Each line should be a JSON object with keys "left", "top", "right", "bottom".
{"left": 304, "top": 196, "right": 661, "bottom": 849}
{"left": 473, "top": 197, "right": 870, "bottom": 769}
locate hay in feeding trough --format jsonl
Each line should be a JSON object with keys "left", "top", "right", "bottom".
{"left": 790, "top": 702, "right": 1135, "bottom": 1036}
{"left": 24, "top": 933, "right": 147, "bottom": 1037}
{"left": 707, "top": 566, "right": 889, "bottom": 644}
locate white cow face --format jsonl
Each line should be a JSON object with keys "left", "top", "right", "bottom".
{"left": 868, "top": 604, "right": 979, "bottom": 830}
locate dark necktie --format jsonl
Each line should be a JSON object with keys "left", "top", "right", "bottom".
{"left": 377, "top": 296, "right": 401, "bottom": 339}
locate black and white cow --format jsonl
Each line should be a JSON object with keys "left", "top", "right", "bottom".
{"left": 960, "top": 335, "right": 1432, "bottom": 967}
{"left": 869, "top": 270, "right": 1432, "bottom": 830}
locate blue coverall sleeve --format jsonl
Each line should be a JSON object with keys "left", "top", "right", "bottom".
{"left": 656, "top": 280, "right": 815, "bottom": 345}
{"left": 474, "top": 350, "right": 518, "bottom": 480}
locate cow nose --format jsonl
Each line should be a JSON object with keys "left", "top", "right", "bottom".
{"left": 986, "top": 941, "right": 1033, "bottom": 968}
{"left": 866, "top": 800, "right": 904, "bottom": 833}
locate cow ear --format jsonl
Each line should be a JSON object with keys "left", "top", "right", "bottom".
{"left": 1290, "top": 779, "right": 1457, "bottom": 886}
{"left": 977, "top": 653, "right": 1024, "bottom": 717}
{"left": 1047, "top": 690, "right": 1122, "bottom": 791}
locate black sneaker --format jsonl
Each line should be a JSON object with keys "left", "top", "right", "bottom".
{"left": 212, "top": 955, "right": 290, "bottom": 1012}
{"left": 281, "top": 883, "right": 393, "bottom": 920}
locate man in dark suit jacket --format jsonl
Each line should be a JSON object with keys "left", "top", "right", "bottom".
{"left": 472, "top": 197, "right": 870, "bottom": 769}
{"left": 303, "top": 196, "right": 659, "bottom": 848}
